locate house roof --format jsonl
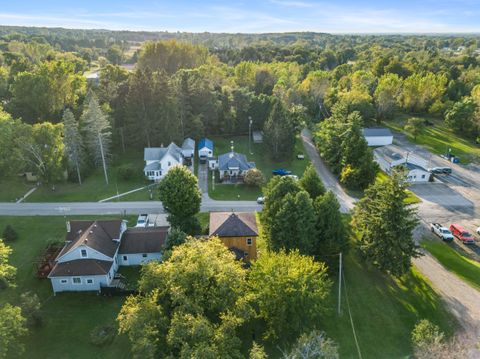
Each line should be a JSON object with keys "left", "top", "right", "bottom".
{"left": 198, "top": 138, "right": 213, "bottom": 150}
{"left": 58, "top": 220, "right": 123, "bottom": 259}
{"left": 182, "top": 138, "right": 195, "bottom": 150}
{"left": 49, "top": 259, "right": 113, "bottom": 277}
{"left": 374, "top": 146, "right": 405, "bottom": 164}
{"left": 119, "top": 227, "right": 168, "bottom": 254}
{"left": 144, "top": 142, "right": 183, "bottom": 163}
{"left": 209, "top": 212, "right": 259, "bottom": 237}
{"left": 144, "top": 162, "right": 161, "bottom": 171}
{"left": 405, "top": 162, "right": 429, "bottom": 172}
{"left": 363, "top": 128, "right": 393, "bottom": 137}
{"left": 218, "top": 152, "right": 255, "bottom": 171}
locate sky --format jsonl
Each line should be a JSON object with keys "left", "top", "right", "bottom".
{"left": 0, "top": 0, "right": 479, "bottom": 34}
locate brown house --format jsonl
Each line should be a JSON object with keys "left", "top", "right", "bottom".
{"left": 209, "top": 212, "right": 259, "bottom": 261}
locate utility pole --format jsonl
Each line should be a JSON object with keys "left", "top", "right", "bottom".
{"left": 212, "top": 170, "right": 215, "bottom": 191}
{"left": 248, "top": 116, "right": 253, "bottom": 155}
{"left": 98, "top": 133, "right": 109, "bottom": 185}
{"left": 338, "top": 252, "right": 342, "bottom": 315}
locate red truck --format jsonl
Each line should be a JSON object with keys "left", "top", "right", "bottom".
{"left": 449, "top": 224, "right": 475, "bottom": 244}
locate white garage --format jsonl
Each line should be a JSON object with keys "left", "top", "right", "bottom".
{"left": 363, "top": 128, "right": 393, "bottom": 147}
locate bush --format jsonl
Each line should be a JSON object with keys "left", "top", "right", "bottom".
{"left": 244, "top": 168, "right": 266, "bottom": 187}
{"left": 20, "top": 292, "right": 43, "bottom": 327}
{"left": 117, "top": 165, "right": 138, "bottom": 181}
{"left": 412, "top": 319, "right": 444, "bottom": 348}
{"left": 2, "top": 225, "right": 18, "bottom": 242}
{"left": 90, "top": 324, "right": 116, "bottom": 347}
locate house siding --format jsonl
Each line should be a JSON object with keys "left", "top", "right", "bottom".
{"left": 57, "top": 245, "right": 112, "bottom": 263}
{"left": 365, "top": 135, "right": 393, "bottom": 147}
{"left": 50, "top": 274, "right": 109, "bottom": 293}
{"left": 199, "top": 147, "right": 213, "bottom": 158}
{"left": 219, "top": 236, "right": 257, "bottom": 261}
{"left": 118, "top": 252, "right": 162, "bottom": 266}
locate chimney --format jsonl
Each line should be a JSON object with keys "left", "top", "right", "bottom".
{"left": 66, "top": 221, "right": 71, "bottom": 233}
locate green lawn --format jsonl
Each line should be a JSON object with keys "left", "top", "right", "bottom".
{"left": 23, "top": 150, "right": 151, "bottom": 202}
{"left": 208, "top": 135, "right": 309, "bottom": 200}
{"left": 0, "top": 178, "right": 34, "bottom": 202}
{"left": 320, "top": 253, "right": 456, "bottom": 359}
{"left": 422, "top": 239, "right": 480, "bottom": 291}
{"left": 385, "top": 114, "right": 480, "bottom": 164}
{"left": 0, "top": 215, "right": 136, "bottom": 359}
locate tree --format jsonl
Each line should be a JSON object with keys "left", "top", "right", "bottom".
{"left": 284, "top": 330, "right": 338, "bottom": 359}
{"left": 2, "top": 225, "right": 18, "bottom": 242}
{"left": 404, "top": 117, "right": 426, "bottom": 140}
{"left": 0, "top": 304, "right": 27, "bottom": 359}
{"left": 164, "top": 227, "right": 187, "bottom": 251}
{"left": 250, "top": 342, "right": 268, "bottom": 359}
{"left": 299, "top": 164, "right": 325, "bottom": 199}
{"left": 158, "top": 166, "right": 202, "bottom": 234}
{"left": 445, "top": 97, "right": 478, "bottom": 138}
{"left": 81, "top": 93, "right": 111, "bottom": 184}
{"left": 269, "top": 191, "right": 316, "bottom": 254}
{"left": 19, "top": 291, "right": 43, "bottom": 327}
{"left": 106, "top": 45, "right": 123, "bottom": 65}
{"left": 247, "top": 250, "right": 331, "bottom": 341}
{"left": 312, "top": 192, "right": 347, "bottom": 266}
{"left": 63, "top": 109, "right": 84, "bottom": 184}
{"left": 352, "top": 169, "right": 420, "bottom": 276}
{"left": 22, "top": 122, "right": 65, "bottom": 184}
{"left": 264, "top": 100, "right": 297, "bottom": 160}
{"left": 244, "top": 168, "right": 266, "bottom": 187}
{"left": 0, "top": 239, "right": 16, "bottom": 289}
{"left": 374, "top": 73, "right": 402, "bottom": 119}
{"left": 118, "top": 238, "right": 246, "bottom": 358}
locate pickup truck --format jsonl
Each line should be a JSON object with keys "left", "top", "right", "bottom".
{"left": 430, "top": 223, "right": 454, "bottom": 242}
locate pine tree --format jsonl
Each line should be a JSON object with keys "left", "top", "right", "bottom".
{"left": 81, "top": 93, "right": 111, "bottom": 184}
{"left": 63, "top": 109, "right": 84, "bottom": 184}
{"left": 352, "top": 169, "right": 420, "bottom": 276}
{"left": 263, "top": 99, "right": 296, "bottom": 160}
{"left": 299, "top": 164, "right": 326, "bottom": 199}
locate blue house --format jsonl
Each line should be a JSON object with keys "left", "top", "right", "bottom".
{"left": 198, "top": 138, "right": 213, "bottom": 163}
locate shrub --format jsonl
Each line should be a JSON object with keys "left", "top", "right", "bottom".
{"left": 20, "top": 292, "right": 43, "bottom": 327}
{"left": 244, "top": 168, "right": 266, "bottom": 187}
{"left": 117, "top": 165, "right": 138, "bottom": 181}
{"left": 90, "top": 324, "right": 116, "bottom": 347}
{"left": 2, "top": 225, "right": 18, "bottom": 242}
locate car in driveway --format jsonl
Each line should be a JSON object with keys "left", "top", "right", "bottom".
{"left": 449, "top": 224, "right": 475, "bottom": 244}
{"left": 256, "top": 196, "right": 265, "bottom": 204}
{"left": 430, "top": 223, "right": 454, "bottom": 242}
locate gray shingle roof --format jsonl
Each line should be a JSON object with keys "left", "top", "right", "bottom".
{"left": 144, "top": 142, "right": 183, "bottom": 162}
{"left": 49, "top": 259, "right": 113, "bottom": 277}
{"left": 218, "top": 152, "right": 255, "bottom": 171}
{"left": 119, "top": 227, "right": 168, "bottom": 254}
{"left": 209, "top": 212, "right": 259, "bottom": 237}
{"left": 182, "top": 138, "right": 195, "bottom": 150}
{"left": 58, "top": 220, "right": 123, "bottom": 259}
{"left": 144, "top": 162, "right": 161, "bottom": 171}
{"left": 362, "top": 128, "right": 393, "bottom": 137}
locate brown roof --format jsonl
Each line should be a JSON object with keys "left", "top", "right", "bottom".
{"left": 119, "top": 227, "right": 168, "bottom": 254}
{"left": 57, "top": 220, "right": 124, "bottom": 259}
{"left": 209, "top": 212, "right": 258, "bottom": 237}
{"left": 48, "top": 259, "right": 113, "bottom": 277}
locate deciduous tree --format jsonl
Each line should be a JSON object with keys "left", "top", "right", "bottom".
{"left": 299, "top": 164, "right": 325, "bottom": 200}
{"left": 0, "top": 304, "right": 27, "bottom": 359}
{"left": 0, "top": 239, "right": 16, "bottom": 289}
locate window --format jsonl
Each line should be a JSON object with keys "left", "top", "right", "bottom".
{"left": 86, "top": 279, "right": 93, "bottom": 284}
{"left": 168, "top": 161, "right": 171, "bottom": 166}
{"left": 422, "top": 174, "right": 426, "bottom": 179}
{"left": 142, "top": 253, "right": 148, "bottom": 258}
{"left": 246, "top": 238, "right": 253, "bottom": 246}
{"left": 72, "top": 277, "right": 81, "bottom": 284}
{"left": 123, "top": 255, "right": 128, "bottom": 261}
{"left": 60, "top": 279, "right": 68, "bottom": 284}
{"left": 81, "top": 249, "right": 87, "bottom": 258}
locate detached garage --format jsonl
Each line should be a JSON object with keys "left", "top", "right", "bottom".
{"left": 118, "top": 227, "right": 168, "bottom": 266}
{"left": 362, "top": 128, "right": 393, "bottom": 147}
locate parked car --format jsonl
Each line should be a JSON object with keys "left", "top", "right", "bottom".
{"left": 297, "top": 154, "right": 305, "bottom": 160}
{"left": 257, "top": 196, "right": 265, "bottom": 204}
{"left": 449, "top": 224, "right": 475, "bottom": 244}
{"left": 135, "top": 214, "right": 148, "bottom": 227}
{"left": 272, "top": 168, "right": 292, "bottom": 176}
{"left": 429, "top": 167, "right": 452, "bottom": 175}
{"left": 430, "top": 223, "right": 454, "bottom": 242}
{"left": 285, "top": 174, "right": 299, "bottom": 181}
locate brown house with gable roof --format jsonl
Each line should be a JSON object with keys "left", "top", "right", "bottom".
{"left": 209, "top": 212, "right": 259, "bottom": 261}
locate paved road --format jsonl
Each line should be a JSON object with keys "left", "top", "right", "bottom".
{"left": 0, "top": 199, "right": 262, "bottom": 216}
{"left": 300, "top": 128, "right": 356, "bottom": 212}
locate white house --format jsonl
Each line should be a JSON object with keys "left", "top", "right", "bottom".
{"left": 48, "top": 220, "right": 167, "bottom": 294}
{"left": 181, "top": 138, "right": 195, "bottom": 159}
{"left": 374, "top": 145, "right": 431, "bottom": 183}
{"left": 144, "top": 141, "right": 192, "bottom": 181}
{"left": 198, "top": 138, "right": 213, "bottom": 163}
{"left": 217, "top": 151, "right": 255, "bottom": 180}
{"left": 363, "top": 128, "right": 393, "bottom": 147}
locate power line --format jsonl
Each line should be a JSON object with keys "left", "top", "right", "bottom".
{"left": 342, "top": 270, "right": 363, "bottom": 359}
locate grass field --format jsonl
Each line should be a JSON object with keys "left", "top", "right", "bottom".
{"left": 21, "top": 150, "right": 151, "bottom": 203}
{"left": 385, "top": 114, "right": 480, "bottom": 164}
{"left": 422, "top": 239, "right": 480, "bottom": 291}
{"left": 0, "top": 215, "right": 137, "bottom": 359}
{"left": 208, "top": 135, "right": 309, "bottom": 200}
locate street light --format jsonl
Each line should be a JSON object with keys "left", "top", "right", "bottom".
{"left": 248, "top": 116, "right": 253, "bottom": 155}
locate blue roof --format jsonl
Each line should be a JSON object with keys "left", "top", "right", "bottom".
{"left": 198, "top": 138, "right": 213, "bottom": 151}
